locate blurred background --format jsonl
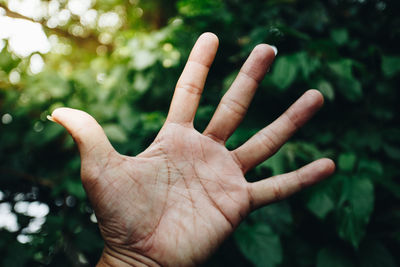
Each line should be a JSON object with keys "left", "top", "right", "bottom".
{"left": 0, "top": 0, "right": 399, "bottom": 266}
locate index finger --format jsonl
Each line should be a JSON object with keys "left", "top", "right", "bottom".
{"left": 166, "top": 32, "right": 219, "bottom": 125}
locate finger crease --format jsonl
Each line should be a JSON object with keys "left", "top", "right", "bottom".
{"left": 204, "top": 132, "right": 225, "bottom": 145}
{"left": 283, "top": 111, "right": 301, "bottom": 130}
{"left": 258, "top": 128, "right": 279, "bottom": 155}
{"left": 175, "top": 83, "right": 203, "bottom": 96}
{"left": 230, "top": 150, "right": 246, "bottom": 173}
{"left": 188, "top": 59, "right": 212, "bottom": 69}
{"left": 294, "top": 169, "right": 305, "bottom": 190}
{"left": 272, "top": 178, "right": 283, "bottom": 202}
{"left": 220, "top": 97, "right": 248, "bottom": 117}
{"left": 239, "top": 69, "right": 260, "bottom": 85}
{"left": 247, "top": 184, "right": 256, "bottom": 210}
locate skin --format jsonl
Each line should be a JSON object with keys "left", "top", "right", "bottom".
{"left": 50, "top": 33, "right": 335, "bottom": 267}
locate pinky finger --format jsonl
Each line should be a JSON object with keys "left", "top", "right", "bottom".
{"left": 248, "top": 158, "right": 335, "bottom": 210}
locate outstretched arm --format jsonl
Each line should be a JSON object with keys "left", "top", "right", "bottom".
{"left": 49, "top": 33, "right": 335, "bottom": 267}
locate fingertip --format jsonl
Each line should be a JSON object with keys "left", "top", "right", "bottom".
{"left": 50, "top": 107, "right": 99, "bottom": 138}
{"left": 270, "top": 45, "right": 278, "bottom": 56}
{"left": 51, "top": 107, "right": 74, "bottom": 122}
{"left": 52, "top": 107, "right": 94, "bottom": 122}
{"left": 50, "top": 107, "right": 62, "bottom": 118}
{"left": 199, "top": 32, "right": 219, "bottom": 46}
{"left": 314, "top": 158, "right": 336, "bottom": 178}
{"left": 239, "top": 44, "right": 276, "bottom": 83}
{"left": 299, "top": 158, "right": 336, "bottom": 187}
{"left": 253, "top": 44, "right": 275, "bottom": 54}
{"left": 197, "top": 32, "right": 219, "bottom": 53}
{"left": 49, "top": 107, "right": 115, "bottom": 159}
{"left": 188, "top": 32, "right": 219, "bottom": 68}
{"left": 306, "top": 89, "right": 325, "bottom": 107}
{"left": 321, "top": 158, "right": 336, "bottom": 174}
{"left": 50, "top": 107, "right": 68, "bottom": 125}
{"left": 252, "top": 44, "right": 276, "bottom": 63}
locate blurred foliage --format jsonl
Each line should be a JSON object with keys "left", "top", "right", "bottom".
{"left": 1, "top": 0, "right": 400, "bottom": 266}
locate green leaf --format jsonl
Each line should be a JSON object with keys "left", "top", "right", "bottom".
{"left": 358, "top": 159, "right": 383, "bottom": 177}
{"left": 103, "top": 124, "right": 128, "bottom": 143}
{"left": 341, "top": 77, "right": 362, "bottom": 101}
{"left": 118, "top": 103, "right": 139, "bottom": 132}
{"left": 0, "top": 46, "right": 20, "bottom": 73}
{"left": 235, "top": 223, "right": 282, "bottom": 267}
{"left": 336, "top": 177, "right": 374, "bottom": 247}
{"left": 43, "top": 122, "right": 65, "bottom": 143}
{"left": 328, "top": 59, "right": 353, "bottom": 80}
{"left": 291, "top": 142, "right": 324, "bottom": 161}
{"left": 331, "top": 28, "right": 349, "bottom": 46}
{"left": 250, "top": 202, "right": 293, "bottom": 235}
{"left": 383, "top": 143, "right": 400, "bottom": 160}
{"left": 307, "top": 189, "right": 335, "bottom": 219}
{"left": 295, "top": 52, "right": 320, "bottom": 79}
{"left": 328, "top": 59, "right": 362, "bottom": 101}
{"left": 131, "top": 49, "right": 157, "bottom": 70}
{"left": 65, "top": 179, "right": 86, "bottom": 200}
{"left": 277, "top": 25, "right": 311, "bottom": 41}
{"left": 222, "top": 71, "right": 239, "bottom": 94}
{"left": 133, "top": 72, "right": 151, "bottom": 92}
{"left": 257, "top": 144, "right": 288, "bottom": 176}
{"left": 270, "top": 55, "right": 297, "bottom": 90}
{"left": 316, "top": 247, "right": 354, "bottom": 267}
{"left": 178, "top": 0, "right": 224, "bottom": 16}
{"left": 338, "top": 153, "right": 357, "bottom": 172}
{"left": 381, "top": 56, "right": 400, "bottom": 78}
{"left": 317, "top": 80, "right": 335, "bottom": 101}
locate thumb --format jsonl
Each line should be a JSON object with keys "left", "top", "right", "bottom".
{"left": 49, "top": 108, "right": 116, "bottom": 165}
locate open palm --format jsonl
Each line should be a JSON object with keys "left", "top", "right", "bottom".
{"left": 50, "top": 33, "right": 334, "bottom": 266}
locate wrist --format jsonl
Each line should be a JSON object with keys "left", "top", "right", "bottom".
{"left": 97, "top": 245, "right": 161, "bottom": 267}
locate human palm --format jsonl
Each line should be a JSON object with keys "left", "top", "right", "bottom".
{"left": 50, "top": 33, "right": 335, "bottom": 266}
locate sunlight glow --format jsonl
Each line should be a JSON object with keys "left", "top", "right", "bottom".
{"left": 1, "top": 113, "right": 13, "bottom": 124}
{"left": 98, "top": 12, "right": 121, "bottom": 29}
{"left": 9, "top": 70, "right": 21, "bottom": 84}
{"left": 0, "top": 15, "right": 50, "bottom": 57}
{"left": 0, "top": 188, "right": 50, "bottom": 243}
{"left": 67, "top": 0, "right": 92, "bottom": 16}
{"left": 0, "top": 203, "right": 19, "bottom": 232}
{"left": 30, "top": 54, "right": 45, "bottom": 74}
{"left": 8, "top": 0, "right": 46, "bottom": 20}
{"left": 13, "top": 201, "right": 50, "bottom": 243}
{"left": 81, "top": 9, "right": 97, "bottom": 27}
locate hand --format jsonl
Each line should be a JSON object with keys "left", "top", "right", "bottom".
{"left": 50, "top": 33, "right": 335, "bottom": 267}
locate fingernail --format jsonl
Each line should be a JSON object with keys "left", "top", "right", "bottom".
{"left": 47, "top": 115, "right": 56, "bottom": 122}
{"left": 270, "top": 45, "right": 278, "bottom": 56}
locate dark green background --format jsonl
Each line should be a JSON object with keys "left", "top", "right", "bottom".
{"left": 0, "top": 0, "right": 399, "bottom": 266}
